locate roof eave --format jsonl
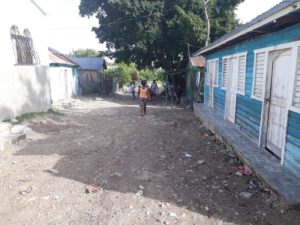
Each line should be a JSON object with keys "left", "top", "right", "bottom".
{"left": 194, "top": 1, "right": 300, "bottom": 56}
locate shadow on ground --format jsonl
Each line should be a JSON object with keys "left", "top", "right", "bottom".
{"left": 15, "top": 96, "right": 300, "bottom": 225}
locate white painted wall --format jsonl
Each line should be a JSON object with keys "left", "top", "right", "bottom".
{"left": 0, "top": 0, "right": 51, "bottom": 120}
{"left": 49, "top": 67, "right": 74, "bottom": 103}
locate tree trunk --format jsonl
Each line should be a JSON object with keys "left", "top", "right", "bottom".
{"left": 203, "top": 0, "right": 210, "bottom": 47}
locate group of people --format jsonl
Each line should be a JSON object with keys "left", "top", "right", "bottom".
{"left": 130, "top": 80, "right": 158, "bottom": 102}
{"left": 129, "top": 79, "right": 182, "bottom": 116}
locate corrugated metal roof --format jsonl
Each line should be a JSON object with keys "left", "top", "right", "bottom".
{"left": 70, "top": 57, "right": 107, "bottom": 71}
{"left": 190, "top": 56, "right": 206, "bottom": 67}
{"left": 48, "top": 47, "right": 78, "bottom": 66}
{"left": 194, "top": 0, "right": 299, "bottom": 56}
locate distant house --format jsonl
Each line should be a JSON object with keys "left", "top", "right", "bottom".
{"left": 185, "top": 56, "right": 206, "bottom": 102}
{"left": 0, "top": 0, "right": 51, "bottom": 121}
{"left": 194, "top": 0, "right": 300, "bottom": 175}
{"left": 48, "top": 47, "right": 79, "bottom": 103}
{"left": 70, "top": 57, "right": 107, "bottom": 94}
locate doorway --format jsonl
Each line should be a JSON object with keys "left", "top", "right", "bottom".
{"left": 263, "top": 49, "right": 292, "bottom": 158}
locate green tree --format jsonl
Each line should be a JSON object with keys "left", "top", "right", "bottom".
{"left": 79, "top": 0, "right": 243, "bottom": 71}
{"left": 69, "top": 48, "right": 99, "bottom": 57}
{"left": 139, "top": 68, "right": 165, "bottom": 82}
{"left": 103, "top": 63, "right": 138, "bottom": 87}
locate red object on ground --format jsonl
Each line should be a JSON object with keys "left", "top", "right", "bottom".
{"left": 85, "top": 185, "right": 102, "bottom": 193}
{"left": 236, "top": 165, "right": 252, "bottom": 176}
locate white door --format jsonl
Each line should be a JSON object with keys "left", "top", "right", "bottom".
{"left": 226, "top": 57, "right": 238, "bottom": 123}
{"left": 59, "top": 69, "right": 68, "bottom": 100}
{"left": 265, "top": 49, "right": 292, "bottom": 158}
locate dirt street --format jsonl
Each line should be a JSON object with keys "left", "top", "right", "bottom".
{"left": 0, "top": 96, "right": 299, "bottom": 225}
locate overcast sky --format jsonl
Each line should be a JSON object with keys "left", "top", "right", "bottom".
{"left": 37, "top": 0, "right": 283, "bottom": 54}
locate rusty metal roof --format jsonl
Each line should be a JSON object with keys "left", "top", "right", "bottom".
{"left": 49, "top": 47, "right": 78, "bottom": 67}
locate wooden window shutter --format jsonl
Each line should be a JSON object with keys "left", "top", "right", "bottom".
{"left": 214, "top": 60, "right": 219, "bottom": 87}
{"left": 237, "top": 55, "right": 246, "bottom": 94}
{"left": 206, "top": 61, "right": 212, "bottom": 85}
{"left": 222, "top": 58, "right": 228, "bottom": 89}
{"left": 253, "top": 52, "right": 265, "bottom": 99}
{"left": 293, "top": 48, "right": 300, "bottom": 108}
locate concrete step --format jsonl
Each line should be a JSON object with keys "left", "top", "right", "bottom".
{"left": 0, "top": 123, "right": 26, "bottom": 151}
{"left": 0, "top": 122, "right": 12, "bottom": 136}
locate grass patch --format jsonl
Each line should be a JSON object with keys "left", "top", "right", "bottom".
{"left": 47, "top": 108, "right": 65, "bottom": 116}
{"left": 13, "top": 108, "right": 64, "bottom": 124}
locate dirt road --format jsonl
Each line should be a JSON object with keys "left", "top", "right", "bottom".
{"left": 0, "top": 96, "right": 299, "bottom": 225}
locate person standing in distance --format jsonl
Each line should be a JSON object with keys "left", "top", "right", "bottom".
{"left": 138, "top": 80, "right": 150, "bottom": 116}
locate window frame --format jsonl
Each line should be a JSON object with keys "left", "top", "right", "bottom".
{"left": 251, "top": 50, "right": 267, "bottom": 101}
{"left": 10, "top": 26, "right": 39, "bottom": 65}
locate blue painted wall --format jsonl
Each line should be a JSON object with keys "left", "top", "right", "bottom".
{"left": 204, "top": 23, "right": 300, "bottom": 141}
{"left": 285, "top": 111, "right": 300, "bottom": 174}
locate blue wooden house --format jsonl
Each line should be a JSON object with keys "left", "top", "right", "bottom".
{"left": 194, "top": 0, "right": 300, "bottom": 175}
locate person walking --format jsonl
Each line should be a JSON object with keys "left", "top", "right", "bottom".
{"left": 138, "top": 80, "right": 150, "bottom": 116}
{"left": 150, "top": 80, "right": 158, "bottom": 100}
{"left": 176, "top": 84, "right": 182, "bottom": 104}
{"left": 130, "top": 82, "right": 136, "bottom": 100}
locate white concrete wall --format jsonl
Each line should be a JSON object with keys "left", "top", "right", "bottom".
{"left": 0, "top": 0, "right": 51, "bottom": 120}
{"left": 49, "top": 67, "right": 74, "bottom": 103}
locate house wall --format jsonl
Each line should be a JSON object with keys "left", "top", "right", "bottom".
{"left": 204, "top": 23, "right": 300, "bottom": 174}
{"left": 0, "top": 0, "right": 51, "bottom": 120}
{"left": 78, "top": 70, "right": 101, "bottom": 94}
{"left": 49, "top": 67, "right": 74, "bottom": 103}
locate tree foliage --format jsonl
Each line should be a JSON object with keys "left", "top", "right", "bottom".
{"left": 79, "top": 0, "right": 244, "bottom": 71}
{"left": 69, "top": 48, "right": 99, "bottom": 57}
{"left": 103, "top": 63, "right": 165, "bottom": 86}
{"left": 103, "top": 63, "right": 137, "bottom": 87}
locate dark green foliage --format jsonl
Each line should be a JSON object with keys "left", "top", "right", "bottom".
{"left": 79, "top": 0, "right": 244, "bottom": 71}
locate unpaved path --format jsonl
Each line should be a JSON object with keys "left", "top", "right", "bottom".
{"left": 0, "top": 96, "right": 299, "bottom": 225}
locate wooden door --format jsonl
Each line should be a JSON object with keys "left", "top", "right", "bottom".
{"left": 226, "top": 57, "right": 238, "bottom": 123}
{"left": 265, "top": 49, "right": 292, "bottom": 158}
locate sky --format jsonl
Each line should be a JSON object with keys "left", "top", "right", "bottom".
{"left": 37, "top": 0, "right": 283, "bottom": 54}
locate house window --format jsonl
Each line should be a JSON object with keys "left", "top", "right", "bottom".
{"left": 10, "top": 25, "right": 40, "bottom": 65}
{"left": 222, "top": 58, "right": 229, "bottom": 89}
{"left": 206, "top": 59, "right": 219, "bottom": 87}
{"left": 253, "top": 52, "right": 266, "bottom": 99}
{"left": 213, "top": 59, "right": 219, "bottom": 87}
{"left": 237, "top": 54, "right": 247, "bottom": 94}
{"left": 293, "top": 48, "right": 300, "bottom": 108}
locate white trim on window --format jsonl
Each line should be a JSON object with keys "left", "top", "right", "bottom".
{"left": 237, "top": 54, "right": 247, "bottom": 95}
{"left": 252, "top": 51, "right": 267, "bottom": 100}
{"left": 213, "top": 59, "right": 219, "bottom": 87}
{"left": 222, "top": 57, "right": 229, "bottom": 90}
{"left": 206, "top": 58, "right": 219, "bottom": 87}
{"left": 221, "top": 52, "right": 247, "bottom": 92}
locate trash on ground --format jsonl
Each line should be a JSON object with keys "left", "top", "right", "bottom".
{"left": 236, "top": 165, "right": 252, "bottom": 176}
{"left": 111, "top": 172, "right": 123, "bottom": 178}
{"left": 45, "top": 168, "right": 59, "bottom": 174}
{"left": 85, "top": 185, "right": 102, "bottom": 193}
{"left": 239, "top": 192, "right": 253, "bottom": 199}
{"left": 235, "top": 171, "right": 243, "bottom": 177}
{"left": 136, "top": 189, "right": 144, "bottom": 196}
{"left": 197, "top": 160, "right": 205, "bottom": 165}
{"left": 19, "top": 186, "right": 32, "bottom": 195}
{"left": 183, "top": 152, "right": 192, "bottom": 158}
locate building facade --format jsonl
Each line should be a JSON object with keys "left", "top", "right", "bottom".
{"left": 0, "top": 0, "right": 51, "bottom": 120}
{"left": 195, "top": 0, "right": 300, "bottom": 175}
